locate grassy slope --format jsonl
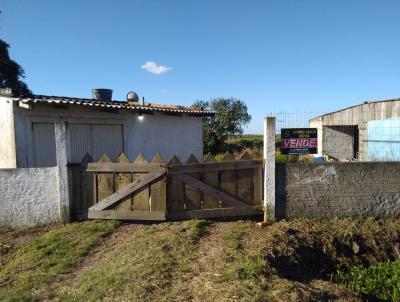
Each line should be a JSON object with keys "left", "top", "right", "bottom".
{"left": 1, "top": 218, "right": 400, "bottom": 301}
{"left": 0, "top": 220, "right": 118, "bottom": 301}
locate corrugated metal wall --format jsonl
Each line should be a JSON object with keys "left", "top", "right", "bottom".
{"left": 367, "top": 118, "right": 400, "bottom": 161}
{"left": 32, "top": 123, "right": 57, "bottom": 167}
{"left": 69, "top": 124, "right": 92, "bottom": 163}
{"left": 91, "top": 124, "right": 123, "bottom": 161}
{"left": 69, "top": 123, "right": 124, "bottom": 163}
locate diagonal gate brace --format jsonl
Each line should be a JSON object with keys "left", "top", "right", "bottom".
{"left": 171, "top": 173, "right": 249, "bottom": 208}
{"left": 89, "top": 172, "right": 166, "bottom": 211}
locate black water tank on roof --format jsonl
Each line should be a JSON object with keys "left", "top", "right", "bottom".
{"left": 92, "top": 89, "right": 113, "bottom": 101}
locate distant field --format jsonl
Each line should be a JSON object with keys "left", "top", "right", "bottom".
{"left": 226, "top": 134, "right": 263, "bottom": 146}
{"left": 225, "top": 134, "right": 315, "bottom": 163}
{"left": 226, "top": 134, "right": 282, "bottom": 140}
{"left": 1, "top": 218, "right": 400, "bottom": 301}
{"left": 225, "top": 135, "right": 263, "bottom": 158}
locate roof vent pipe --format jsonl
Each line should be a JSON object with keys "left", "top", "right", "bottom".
{"left": 92, "top": 89, "right": 113, "bottom": 101}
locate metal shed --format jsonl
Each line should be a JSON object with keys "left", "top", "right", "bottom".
{"left": 310, "top": 98, "right": 400, "bottom": 161}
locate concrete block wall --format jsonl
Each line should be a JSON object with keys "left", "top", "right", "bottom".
{"left": 0, "top": 167, "right": 61, "bottom": 227}
{"left": 323, "top": 126, "right": 356, "bottom": 160}
{"left": 276, "top": 162, "right": 400, "bottom": 218}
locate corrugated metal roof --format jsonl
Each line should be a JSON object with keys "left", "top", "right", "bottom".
{"left": 17, "top": 95, "right": 214, "bottom": 116}
{"left": 311, "top": 97, "right": 400, "bottom": 119}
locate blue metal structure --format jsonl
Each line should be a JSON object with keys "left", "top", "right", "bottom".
{"left": 367, "top": 118, "right": 400, "bottom": 161}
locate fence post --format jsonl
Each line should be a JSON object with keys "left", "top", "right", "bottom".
{"left": 309, "top": 117, "right": 323, "bottom": 156}
{"left": 358, "top": 121, "right": 368, "bottom": 161}
{"left": 55, "top": 120, "right": 71, "bottom": 222}
{"left": 264, "top": 117, "right": 275, "bottom": 220}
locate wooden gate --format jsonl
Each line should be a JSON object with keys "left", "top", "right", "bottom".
{"left": 69, "top": 150, "right": 263, "bottom": 221}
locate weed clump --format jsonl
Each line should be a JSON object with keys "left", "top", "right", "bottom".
{"left": 259, "top": 218, "right": 400, "bottom": 282}
{"left": 332, "top": 261, "right": 400, "bottom": 301}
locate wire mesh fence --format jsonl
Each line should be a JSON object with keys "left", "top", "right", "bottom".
{"left": 273, "top": 112, "right": 322, "bottom": 132}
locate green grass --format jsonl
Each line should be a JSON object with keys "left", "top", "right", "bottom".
{"left": 62, "top": 221, "right": 269, "bottom": 301}
{"left": 332, "top": 261, "right": 400, "bottom": 301}
{"left": 219, "top": 222, "right": 267, "bottom": 281}
{"left": 0, "top": 220, "right": 118, "bottom": 302}
{"left": 188, "top": 219, "right": 213, "bottom": 243}
{"left": 2, "top": 218, "right": 400, "bottom": 301}
{"left": 62, "top": 223, "right": 203, "bottom": 301}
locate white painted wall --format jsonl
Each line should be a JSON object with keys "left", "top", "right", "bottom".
{"left": 0, "top": 167, "right": 60, "bottom": 227}
{"left": 128, "top": 112, "right": 203, "bottom": 162}
{"left": 14, "top": 103, "right": 204, "bottom": 167}
{"left": 0, "top": 97, "right": 17, "bottom": 168}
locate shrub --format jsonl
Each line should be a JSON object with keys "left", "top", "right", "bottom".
{"left": 215, "top": 154, "right": 224, "bottom": 162}
{"left": 275, "top": 149, "right": 298, "bottom": 163}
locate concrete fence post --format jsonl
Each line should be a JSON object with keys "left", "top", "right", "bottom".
{"left": 55, "top": 120, "right": 71, "bottom": 222}
{"left": 358, "top": 121, "right": 368, "bottom": 161}
{"left": 309, "top": 117, "right": 323, "bottom": 156}
{"left": 0, "top": 97, "right": 17, "bottom": 169}
{"left": 264, "top": 117, "right": 276, "bottom": 220}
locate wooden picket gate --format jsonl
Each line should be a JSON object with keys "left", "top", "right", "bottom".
{"left": 69, "top": 151, "right": 263, "bottom": 221}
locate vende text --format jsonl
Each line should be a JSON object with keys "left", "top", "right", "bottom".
{"left": 281, "top": 138, "right": 317, "bottom": 148}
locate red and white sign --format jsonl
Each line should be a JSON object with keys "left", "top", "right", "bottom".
{"left": 281, "top": 138, "right": 318, "bottom": 149}
{"left": 280, "top": 128, "right": 318, "bottom": 154}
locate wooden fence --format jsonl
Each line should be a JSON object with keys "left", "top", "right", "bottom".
{"left": 69, "top": 150, "right": 263, "bottom": 221}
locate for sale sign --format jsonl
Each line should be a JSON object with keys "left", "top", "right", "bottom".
{"left": 280, "top": 128, "right": 318, "bottom": 155}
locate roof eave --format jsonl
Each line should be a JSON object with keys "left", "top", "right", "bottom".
{"left": 18, "top": 96, "right": 214, "bottom": 116}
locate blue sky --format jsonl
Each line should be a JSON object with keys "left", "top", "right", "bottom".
{"left": 2, "top": 0, "right": 400, "bottom": 133}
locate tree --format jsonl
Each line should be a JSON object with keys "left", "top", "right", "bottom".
{"left": 0, "top": 39, "right": 31, "bottom": 95}
{"left": 194, "top": 98, "right": 251, "bottom": 154}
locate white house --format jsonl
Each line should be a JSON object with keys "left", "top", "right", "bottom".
{"left": 0, "top": 88, "right": 212, "bottom": 168}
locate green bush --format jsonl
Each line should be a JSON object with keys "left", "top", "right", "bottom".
{"left": 275, "top": 149, "right": 298, "bottom": 163}
{"left": 332, "top": 261, "right": 400, "bottom": 301}
{"left": 215, "top": 154, "right": 224, "bottom": 162}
